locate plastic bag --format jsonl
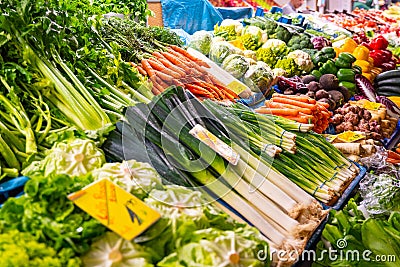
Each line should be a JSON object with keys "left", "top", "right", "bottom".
{"left": 161, "top": 0, "right": 223, "bottom": 35}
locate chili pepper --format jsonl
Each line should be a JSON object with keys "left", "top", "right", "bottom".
{"left": 319, "top": 59, "right": 338, "bottom": 75}
{"left": 352, "top": 46, "right": 370, "bottom": 61}
{"left": 337, "top": 68, "right": 355, "bottom": 83}
{"left": 369, "top": 35, "right": 389, "bottom": 50}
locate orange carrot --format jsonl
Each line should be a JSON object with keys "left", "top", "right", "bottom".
{"left": 155, "top": 76, "right": 169, "bottom": 89}
{"left": 316, "top": 101, "right": 330, "bottom": 109}
{"left": 272, "top": 93, "right": 311, "bottom": 103}
{"left": 213, "top": 83, "right": 239, "bottom": 99}
{"left": 194, "top": 81, "right": 224, "bottom": 100}
{"left": 154, "top": 70, "right": 174, "bottom": 83}
{"left": 152, "top": 51, "right": 166, "bottom": 59}
{"left": 148, "top": 58, "right": 182, "bottom": 79}
{"left": 161, "top": 52, "right": 187, "bottom": 68}
{"left": 265, "top": 101, "right": 313, "bottom": 115}
{"left": 256, "top": 107, "right": 299, "bottom": 116}
{"left": 170, "top": 45, "right": 211, "bottom": 68}
{"left": 271, "top": 97, "right": 317, "bottom": 111}
{"left": 280, "top": 115, "right": 313, "bottom": 124}
{"left": 141, "top": 59, "right": 155, "bottom": 76}
{"left": 136, "top": 65, "right": 147, "bottom": 76}
{"left": 167, "top": 49, "right": 189, "bottom": 62}
{"left": 185, "top": 84, "right": 214, "bottom": 97}
{"left": 157, "top": 58, "right": 186, "bottom": 77}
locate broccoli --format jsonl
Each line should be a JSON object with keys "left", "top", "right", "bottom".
{"left": 271, "top": 26, "right": 292, "bottom": 43}
{"left": 287, "top": 35, "right": 301, "bottom": 47}
{"left": 274, "top": 58, "right": 301, "bottom": 77}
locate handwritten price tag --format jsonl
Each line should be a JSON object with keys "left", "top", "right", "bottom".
{"left": 190, "top": 124, "right": 239, "bottom": 165}
{"left": 68, "top": 179, "right": 160, "bottom": 240}
{"left": 363, "top": 101, "right": 381, "bottom": 111}
{"left": 337, "top": 131, "right": 365, "bottom": 143}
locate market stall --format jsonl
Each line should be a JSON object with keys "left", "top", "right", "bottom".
{"left": 1, "top": 0, "right": 400, "bottom": 266}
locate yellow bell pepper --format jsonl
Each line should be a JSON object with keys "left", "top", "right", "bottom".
{"left": 354, "top": 59, "right": 372, "bottom": 73}
{"left": 370, "top": 67, "right": 383, "bottom": 76}
{"left": 388, "top": 96, "right": 400, "bottom": 107}
{"left": 368, "top": 57, "right": 375, "bottom": 66}
{"left": 352, "top": 46, "right": 370, "bottom": 61}
{"left": 362, "top": 72, "right": 373, "bottom": 82}
{"left": 333, "top": 47, "right": 342, "bottom": 58}
{"left": 341, "top": 38, "right": 358, "bottom": 53}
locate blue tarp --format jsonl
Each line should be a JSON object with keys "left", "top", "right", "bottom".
{"left": 161, "top": 0, "right": 223, "bottom": 35}
{"left": 216, "top": 6, "right": 253, "bottom": 20}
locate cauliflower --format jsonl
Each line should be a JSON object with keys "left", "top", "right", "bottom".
{"left": 189, "top": 30, "right": 213, "bottom": 55}
{"left": 243, "top": 50, "right": 257, "bottom": 61}
{"left": 287, "top": 50, "right": 314, "bottom": 73}
{"left": 221, "top": 54, "right": 250, "bottom": 79}
{"left": 240, "top": 25, "right": 263, "bottom": 51}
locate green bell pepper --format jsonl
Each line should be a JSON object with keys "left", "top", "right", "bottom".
{"left": 352, "top": 65, "right": 362, "bottom": 74}
{"left": 319, "top": 59, "right": 338, "bottom": 75}
{"left": 338, "top": 52, "right": 356, "bottom": 63}
{"left": 312, "top": 52, "right": 329, "bottom": 66}
{"left": 321, "top": 47, "right": 335, "bottom": 54}
{"left": 311, "top": 69, "right": 322, "bottom": 79}
{"left": 339, "top": 81, "right": 356, "bottom": 95}
{"left": 335, "top": 52, "right": 357, "bottom": 69}
{"left": 337, "top": 68, "right": 356, "bottom": 82}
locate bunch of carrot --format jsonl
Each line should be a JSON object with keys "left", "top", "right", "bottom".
{"left": 133, "top": 45, "right": 238, "bottom": 101}
{"left": 255, "top": 94, "right": 333, "bottom": 133}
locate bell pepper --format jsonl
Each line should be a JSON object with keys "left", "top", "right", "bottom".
{"left": 335, "top": 52, "right": 356, "bottom": 68}
{"left": 362, "top": 72, "right": 373, "bottom": 82}
{"left": 337, "top": 68, "right": 355, "bottom": 83}
{"left": 341, "top": 38, "right": 358, "bottom": 53}
{"left": 381, "top": 61, "right": 397, "bottom": 71}
{"left": 353, "top": 59, "right": 371, "bottom": 73}
{"left": 312, "top": 47, "right": 336, "bottom": 66}
{"left": 311, "top": 69, "right": 322, "bottom": 79}
{"left": 319, "top": 59, "right": 338, "bottom": 75}
{"left": 352, "top": 46, "right": 370, "bottom": 61}
{"left": 339, "top": 81, "right": 356, "bottom": 94}
{"left": 369, "top": 50, "right": 384, "bottom": 67}
{"left": 369, "top": 35, "right": 389, "bottom": 50}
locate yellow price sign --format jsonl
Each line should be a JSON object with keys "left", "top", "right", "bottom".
{"left": 68, "top": 179, "right": 160, "bottom": 240}
{"left": 325, "top": 134, "right": 338, "bottom": 143}
{"left": 337, "top": 131, "right": 365, "bottom": 143}
{"left": 227, "top": 80, "right": 248, "bottom": 95}
{"left": 363, "top": 101, "right": 381, "bottom": 111}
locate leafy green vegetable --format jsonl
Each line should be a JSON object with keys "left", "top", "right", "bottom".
{"left": 0, "top": 173, "right": 106, "bottom": 255}
{"left": 22, "top": 138, "right": 105, "bottom": 177}
{"left": 91, "top": 160, "right": 163, "bottom": 199}
{"left": 209, "top": 41, "right": 240, "bottom": 65}
{"left": 81, "top": 232, "right": 154, "bottom": 267}
{"left": 243, "top": 61, "right": 274, "bottom": 93}
{"left": 0, "top": 230, "right": 81, "bottom": 267}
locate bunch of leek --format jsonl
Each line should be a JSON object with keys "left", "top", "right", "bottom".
{"left": 115, "top": 86, "right": 327, "bottom": 265}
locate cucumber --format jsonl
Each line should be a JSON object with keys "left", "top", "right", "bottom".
{"left": 375, "top": 70, "right": 400, "bottom": 82}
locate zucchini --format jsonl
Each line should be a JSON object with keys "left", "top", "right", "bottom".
{"left": 375, "top": 70, "right": 400, "bottom": 82}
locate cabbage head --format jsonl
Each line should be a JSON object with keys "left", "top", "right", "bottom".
{"left": 243, "top": 61, "right": 274, "bottom": 93}
{"left": 221, "top": 54, "right": 250, "bottom": 79}
{"left": 209, "top": 41, "right": 237, "bottom": 64}
{"left": 189, "top": 30, "right": 213, "bottom": 55}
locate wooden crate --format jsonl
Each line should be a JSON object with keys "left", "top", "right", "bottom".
{"left": 147, "top": 1, "right": 163, "bottom": 26}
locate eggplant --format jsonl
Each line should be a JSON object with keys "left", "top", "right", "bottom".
{"left": 355, "top": 74, "right": 377, "bottom": 102}
{"left": 376, "top": 85, "right": 400, "bottom": 95}
{"left": 375, "top": 70, "right": 400, "bottom": 82}
{"left": 376, "top": 95, "right": 400, "bottom": 119}
{"left": 376, "top": 79, "right": 400, "bottom": 89}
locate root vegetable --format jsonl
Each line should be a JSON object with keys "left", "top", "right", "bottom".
{"left": 361, "top": 145, "right": 376, "bottom": 155}
{"left": 333, "top": 143, "right": 362, "bottom": 155}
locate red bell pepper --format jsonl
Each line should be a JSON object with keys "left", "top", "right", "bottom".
{"left": 369, "top": 36, "right": 389, "bottom": 50}
{"left": 369, "top": 50, "right": 385, "bottom": 67}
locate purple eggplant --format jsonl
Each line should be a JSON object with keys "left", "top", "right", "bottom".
{"left": 355, "top": 74, "right": 377, "bottom": 102}
{"left": 376, "top": 95, "right": 400, "bottom": 119}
